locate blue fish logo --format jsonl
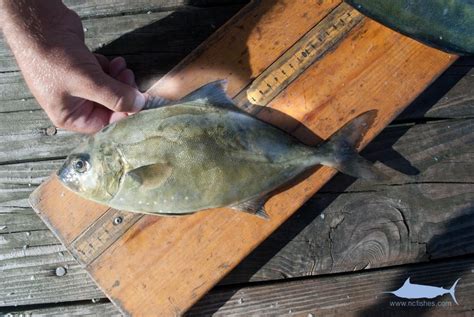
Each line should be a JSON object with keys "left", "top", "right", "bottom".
{"left": 385, "top": 277, "right": 460, "bottom": 304}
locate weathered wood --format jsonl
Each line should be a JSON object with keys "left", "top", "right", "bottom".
{"left": 0, "top": 253, "right": 104, "bottom": 307}
{"left": 64, "top": 0, "right": 247, "bottom": 18}
{"left": 189, "top": 255, "right": 474, "bottom": 316}
{"left": 398, "top": 66, "right": 474, "bottom": 121}
{"left": 0, "top": 109, "right": 81, "bottom": 165}
{"left": 1, "top": 301, "right": 119, "bottom": 317}
{"left": 223, "top": 118, "right": 474, "bottom": 284}
{"left": 0, "top": 160, "right": 62, "bottom": 210}
{"left": 0, "top": 160, "right": 105, "bottom": 306}
{"left": 30, "top": 0, "right": 459, "bottom": 313}
{"left": 2, "top": 117, "right": 472, "bottom": 305}
{"left": 5, "top": 255, "right": 473, "bottom": 316}
{"left": 0, "top": 0, "right": 472, "bottom": 313}
{"left": 0, "top": 6, "right": 242, "bottom": 77}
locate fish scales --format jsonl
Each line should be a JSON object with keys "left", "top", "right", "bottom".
{"left": 58, "top": 80, "right": 385, "bottom": 218}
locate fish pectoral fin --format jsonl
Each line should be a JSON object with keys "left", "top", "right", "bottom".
{"left": 179, "top": 80, "right": 241, "bottom": 111}
{"left": 230, "top": 196, "right": 270, "bottom": 220}
{"left": 126, "top": 163, "right": 173, "bottom": 189}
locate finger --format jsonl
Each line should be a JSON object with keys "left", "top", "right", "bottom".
{"left": 75, "top": 71, "right": 146, "bottom": 113}
{"left": 109, "top": 56, "right": 127, "bottom": 78}
{"left": 55, "top": 100, "right": 112, "bottom": 134}
{"left": 78, "top": 106, "right": 113, "bottom": 133}
{"left": 116, "top": 69, "right": 138, "bottom": 115}
{"left": 109, "top": 111, "right": 129, "bottom": 124}
{"left": 70, "top": 106, "right": 128, "bottom": 133}
{"left": 94, "top": 54, "right": 110, "bottom": 73}
{"left": 117, "top": 68, "right": 135, "bottom": 87}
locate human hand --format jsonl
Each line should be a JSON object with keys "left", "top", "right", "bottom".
{"left": 0, "top": 0, "right": 146, "bottom": 133}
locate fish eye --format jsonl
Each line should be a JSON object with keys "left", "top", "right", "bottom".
{"left": 72, "top": 158, "right": 89, "bottom": 173}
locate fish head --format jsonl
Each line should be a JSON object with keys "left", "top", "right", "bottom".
{"left": 57, "top": 138, "right": 123, "bottom": 203}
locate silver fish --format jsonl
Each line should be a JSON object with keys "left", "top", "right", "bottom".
{"left": 57, "top": 80, "right": 384, "bottom": 218}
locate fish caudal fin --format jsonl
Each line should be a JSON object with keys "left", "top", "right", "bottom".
{"left": 449, "top": 278, "right": 461, "bottom": 305}
{"left": 318, "top": 110, "right": 387, "bottom": 181}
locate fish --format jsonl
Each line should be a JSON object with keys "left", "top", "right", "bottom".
{"left": 385, "top": 277, "right": 460, "bottom": 304}
{"left": 57, "top": 80, "right": 385, "bottom": 218}
{"left": 346, "top": 0, "right": 474, "bottom": 55}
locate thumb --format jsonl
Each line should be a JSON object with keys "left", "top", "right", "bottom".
{"left": 76, "top": 71, "right": 146, "bottom": 113}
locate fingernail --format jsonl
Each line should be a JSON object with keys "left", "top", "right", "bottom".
{"left": 133, "top": 92, "right": 146, "bottom": 111}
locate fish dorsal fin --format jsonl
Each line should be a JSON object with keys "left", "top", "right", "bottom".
{"left": 403, "top": 277, "right": 412, "bottom": 286}
{"left": 179, "top": 80, "right": 239, "bottom": 111}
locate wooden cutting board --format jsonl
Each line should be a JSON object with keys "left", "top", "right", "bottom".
{"left": 29, "top": 0, "right": 456, "bottom": 315}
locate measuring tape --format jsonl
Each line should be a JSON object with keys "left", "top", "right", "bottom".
{"left": 235, "top": 3, "right": 363, "bottom": 111}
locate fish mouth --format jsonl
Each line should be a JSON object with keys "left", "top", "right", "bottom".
{"left": 56, "top": 166, "right": 67, "bottom": 181}
{"left": 56, "top": 165, "right": 80, "bottom": 192}
{"left": 56, "top": 161, "right": 71, "bottom": 182}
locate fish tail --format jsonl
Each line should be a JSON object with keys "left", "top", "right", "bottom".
{"left": 449, "top": 278, "right": 461, "bottom": 305}
{"left": 317, "top": 110, "right": 387, "bottom": 180}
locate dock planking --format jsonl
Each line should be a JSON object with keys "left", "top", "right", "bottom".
{"left": 1, "top": 110, "right": 473, "bottom": 307}
{"left": 6, "top": 255, "right": 474, "bottom": 316}
{"left": 0, "top": 0, "right": 473, "bottom": 315}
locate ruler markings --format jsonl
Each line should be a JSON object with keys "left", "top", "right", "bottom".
{"left": 234, "top": 3, "right": 363, "bottom": 111}
{"left": 70, "top": 209, "right": 143, "bottom": 266}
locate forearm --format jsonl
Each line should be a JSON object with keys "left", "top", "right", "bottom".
{"left": 0, "top": 0, "right": 75, "bottom": 55}
{"left": 0, "top": 1, "right": 146, "bottom": 133}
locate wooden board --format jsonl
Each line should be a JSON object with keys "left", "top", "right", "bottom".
{"left": 190, "top": 255, "right": 474, "bottom": 316}
{"left": 8, "top": 254, "right": 474, "bottom": 316}
{"left": 2, "top": 103, "right": 473, "bottom": 307}
{"left": 29, "top": 0, "right": 456, "bottom": 315}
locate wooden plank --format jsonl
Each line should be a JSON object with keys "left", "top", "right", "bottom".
{"left": 30, "top": 0, "right": 458, "bottom": 315}
{"left": 0, "top": 256, "right": 104, "bottom": 307}
{"left": 0, "top": 109, "right": 81, "bottom": 165}
{"left": 1, "top": 302, "right": 120, "bottom": 316}
{"left": 398, "top": 66, "right": 474, "bottom": 121}
{"left": 150, "top": 0, "right": 343, "bottom": 99}
{"left": 0, "top": 6, "right": 242, "bottom": 78}
{"left": 0, "top": 160, "right": 61, "bottom": 210}
{"left": 189, "top": 256, "right": 474, "bottom": 316}
{"left": 0, "top": 160, "right": 106, "bottom": 306}
{"left": 5, "top": 255, "right": 474, "bottom": 316}
{"left": 0, "top": 115, "right": 472, "bottom": 306}
{"left": 64, "top": 0, "right": 247, "bottom": 18}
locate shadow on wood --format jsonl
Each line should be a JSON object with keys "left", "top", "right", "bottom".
{"left": 28, "top": 2, "right": 462, "bottom": 313}
{"left": 94, "top": 3, "right": 247, "bottom": 91}
{"left": 357, "top": 206, "right": 474, "bottom": 317}
{"left": 186, "top": 57, "right": 472, "bottom": 315}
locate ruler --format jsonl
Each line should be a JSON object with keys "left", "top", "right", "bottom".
{"left": 235, "top": 3, "right": 363, "bottom": 111}
{"left": 71, "top": 209, "right": 143, "bottom": 266}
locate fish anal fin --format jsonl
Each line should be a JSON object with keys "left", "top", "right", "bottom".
{"left": 230, "top": 196, "right": 270, "bottom": 220}
{"left": 126, "top": 163, "right": 173, "bottom": 189}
